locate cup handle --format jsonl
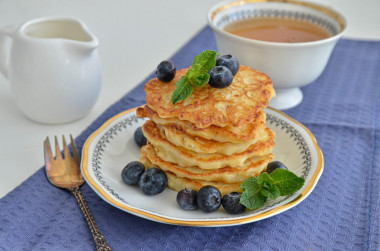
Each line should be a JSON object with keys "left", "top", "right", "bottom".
{"left": 0, "top": 25, "right": 16, "bottom": 80}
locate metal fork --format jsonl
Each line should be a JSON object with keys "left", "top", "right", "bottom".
{"left": 44, "top": 135, "right": 112, "bottom": 251}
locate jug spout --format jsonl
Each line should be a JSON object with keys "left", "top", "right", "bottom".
{"left": 21, "top": 17, "right": 99, "bottom": 53}
{"left": 73, "top": 37, "right": 99, "bottom": 54}
{"left": 68, "top": 19, "right": 99, "bottom": 53}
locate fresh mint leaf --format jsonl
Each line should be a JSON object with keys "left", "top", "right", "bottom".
{"left": 190, "top": 73, "right": 210, "bottom": 87}
{"left": 171, "top": 76, "right": 193, "bottom": 104}
{"left": 171, "top": 50, "right": 219, "bottom": 104}
{"left": 240, "top": 176, "right": 258, "bottom": 191}
{"left": 240, "top": 191, "right": 267, "bottom": 210}
{"left": 270, "top": 169, "right": 305, "bottom": 196}
{"left": 257, "top": 173, "right": 280, "bottom": 199}
{"left": 187, "top": 50, "right": 219, "bottom": 79}
{"left": 239, "top": 177, "right": 267, "bottom": 210}
{"left": 239, "top": 168, "right": 305, "bottom": 210}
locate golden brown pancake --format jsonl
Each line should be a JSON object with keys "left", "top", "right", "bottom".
{"left": 142, "top": 143, "right": 272, "bottom": 183}
{"left": 137, "top": 105, "right": 267, "bottom": 144}
{"left": 159, "top": 124, "right": 253, "bottom": 154}
{"left": 140, "top": 154, "right": 242, "bottom": 196}
{"left": 142, "top": 120, "right": 275, "bottom": 170}
{"left": 143, "top": 66, "right": 275, "bottom": 128}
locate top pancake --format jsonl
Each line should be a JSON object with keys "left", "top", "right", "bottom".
{"left": 144, "top": 66, "right": 275, "bottom": 128}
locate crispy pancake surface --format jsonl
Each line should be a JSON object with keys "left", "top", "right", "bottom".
{"left": 144, "top": 66, "right": 275, "bottom": 128}
{"left": 140, "top": 154, "right": 242, "bottom": 196}
{"left": 137, "top": 105, "right": 266, "bottom": 144}
{"left": 159, "top": 124, "right": 252, "bottom": 154}
{"left": 142, "top": 143, "right": 272, "bottom": 183}
{"left": 142, "top": 120, "right": 275, "bottom": 170}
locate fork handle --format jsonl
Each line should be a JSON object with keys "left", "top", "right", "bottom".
{"left": 68, "top": 187, "right": 112, "bottom": 251}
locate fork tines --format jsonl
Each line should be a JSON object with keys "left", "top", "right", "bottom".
{"left": 44, "top": 135, "right": 80, "bottom": 161}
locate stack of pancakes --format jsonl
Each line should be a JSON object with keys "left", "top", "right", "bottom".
{"left": 137, "top": 66, "right": 275, "bottom": 195}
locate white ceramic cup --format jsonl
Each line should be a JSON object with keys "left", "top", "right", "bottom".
{"left": 0, "top": 17, "right": 101, "bottom": 124}
{"left": 208, "top": 0, "right": 347, "bottom": 110}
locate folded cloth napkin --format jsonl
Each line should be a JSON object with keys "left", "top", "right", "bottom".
{"left": 0, "top": 26, "right": 379, "bottom": 251}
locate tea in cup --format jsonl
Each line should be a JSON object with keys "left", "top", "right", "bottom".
{"left": 208, "top": 0, "right": 347, "bottom": 109}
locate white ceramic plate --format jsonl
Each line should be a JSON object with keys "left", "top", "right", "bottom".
{"left": 81, "top": 106, "right": 323, "bottom": 227}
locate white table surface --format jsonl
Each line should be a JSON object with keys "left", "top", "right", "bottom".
{"left": 1, "top": 0, "right": 379, "bottom": 199}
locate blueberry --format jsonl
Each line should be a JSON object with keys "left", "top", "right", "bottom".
{"left": 139, "top": 167, "right": 168, "bottom": 195}
{"left": 121, "top": 161, "right": 145, "bottom": 185}
{"left": 177, "top": 188, "right": 198, "bottom": 210}
{"left": 267, "top": 161, "right": 288, "bottom": 174}
{"left": 156, "top": 60, "right": 176, "bottom": 82}
{"left": 196, "top": 185, "right": 222, "bottom": 213}
{"left": 222, "top": 192, "right": 246, "bottom": 214}
{"left": 134, "top": 127, "right": 147, "bottom": 147}
{"left": 216, "top": 54, "right": 239, "bottom": 76}
{"left": 208, "top": 66, "right": 233, "bottom": 89}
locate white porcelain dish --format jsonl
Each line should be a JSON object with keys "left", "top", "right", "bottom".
{"left": 0, "top": 17, "right": 101, "bottom": 124}
{"left": 81, "top": 106, "right": 323, "bottom": 227}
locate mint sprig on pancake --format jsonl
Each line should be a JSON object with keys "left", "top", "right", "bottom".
{"left": 172, "top": 50, "right": 218, "bottom": 104}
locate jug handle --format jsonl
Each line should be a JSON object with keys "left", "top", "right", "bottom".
{"left": 0, "top": 25, "right": 16, "bottom": 80}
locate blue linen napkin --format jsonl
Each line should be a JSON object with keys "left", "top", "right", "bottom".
{"left": 0, "top": 26, "right": 379, "bottom": 251}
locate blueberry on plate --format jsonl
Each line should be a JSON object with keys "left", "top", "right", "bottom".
{"left": 216, "top": 54, "right": 239, "bottom": 76}
{"left": 121, "top": 161, "right": 145, "bottom": 185}
{"left": 156, "top": 60, "right": 176, "bottom": 82}
{"left": 222, "top": 192, "right": 246, "bottom": 214}
{"left": 208, "top": 66, "right": 233, "bottom": 89}
{"left": 139, "top": 167, "right": 168, "bottom": 195}
{"left": 266, "top": 161, "right": 288, "bottom": 174}
{"left": 134, "top": 127, "right": 147, "bottom": 147}
{"left": 177, "top": 188, "right": 198, "bottom": 210}
{"left": 196, "top": 185, "right": 222, "bottom": 213}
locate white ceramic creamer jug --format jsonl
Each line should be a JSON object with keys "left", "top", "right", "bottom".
{"left": 0, "top": 17, "right": 101, "bottom": 124}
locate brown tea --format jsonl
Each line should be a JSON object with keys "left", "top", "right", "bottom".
{"left": 224, "top": 17, "right": 331, "bottom": 43}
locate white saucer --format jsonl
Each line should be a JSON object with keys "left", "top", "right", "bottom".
{"left": 81, "top": 106, "right": 323, "bottom": 227}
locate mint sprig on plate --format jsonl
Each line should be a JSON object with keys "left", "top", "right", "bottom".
{"left": 240, "top": 169, "right": 305, "bottom": 210}
{"left": 171, "top": 50, "right": 219, "bottom": 104}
